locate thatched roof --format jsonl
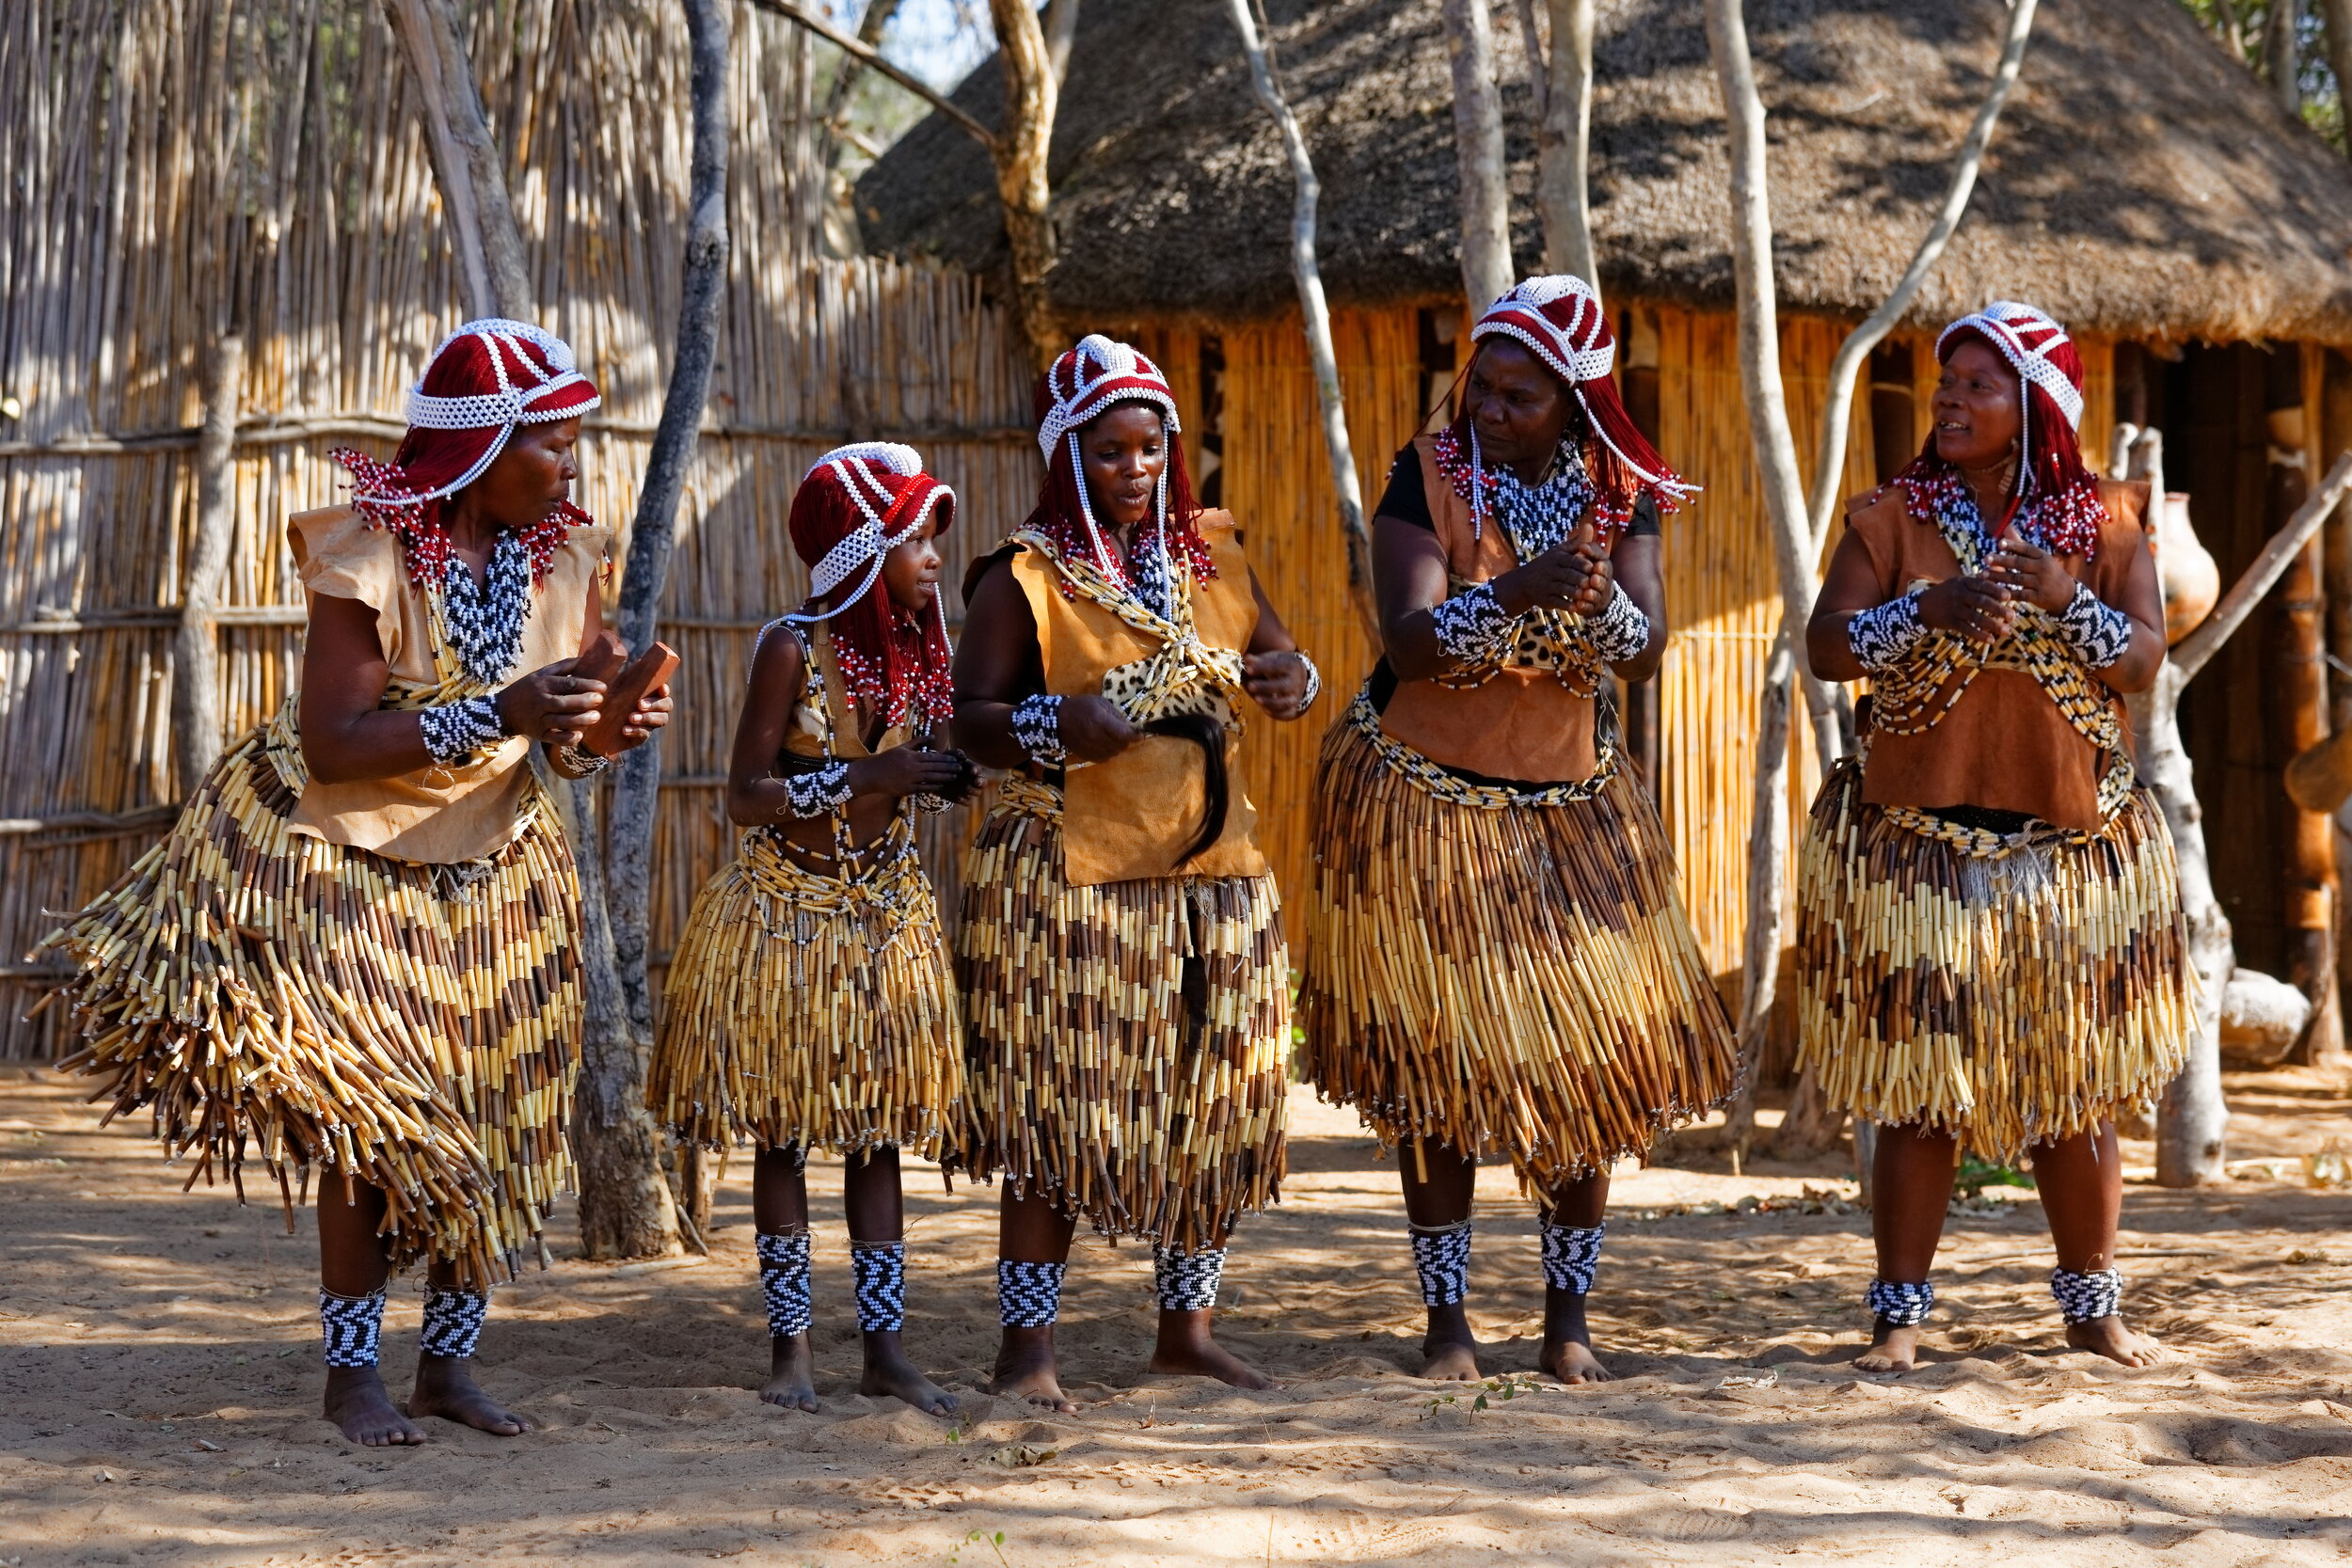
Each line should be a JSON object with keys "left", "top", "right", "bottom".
{"left": 857, "top": 0, "right": 2352, "bottom": 343}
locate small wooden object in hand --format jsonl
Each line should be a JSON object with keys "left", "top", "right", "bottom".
{"left": 580, "top": 640, "right": 679, "bottom": 758}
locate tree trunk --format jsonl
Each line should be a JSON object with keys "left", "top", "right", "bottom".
{"left": 985, "top": 0, "right": 1061, "bottom": 371}
{"left": 2322, "top": 353, "right": 2352, "bottom": 1026}
{"left": 1439, "top": 0, "right": 1514, "bottom": 313}
{"left": 573, "top": 0, "right": 735, "bottom": 1262}
{"left": 1518, "top": 0, "right": 1596, "bottom": 285}
{"left": 2321, "top": 0, "right": 2352, "bottom": 150}
{"left": 173, "top": 334, "right": 244, "bottom": 791}
{"left": 378, "top": 0, "right": 532, "bottom": 319}
{"left": 1222, "top": 0, "right": 1377, "bottom": 646}
{"left": 1042, "top": 0, "right": 1079, "bottom": 86}
{"left": 2267, "top": 0, "right": 2304, "bottom": 116}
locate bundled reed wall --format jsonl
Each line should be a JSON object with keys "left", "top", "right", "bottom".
{"left": 0, "top": 0, "right": 1033, "bottom": 1053}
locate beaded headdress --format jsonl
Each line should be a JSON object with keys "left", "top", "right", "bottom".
{"left": 1452, "top": 276, "right": 1697, "bottom": 536}
{"left": 1025, "top": 334, "right": 1214, "bottom": 590}
{"left": 330, "top": 319, "right": 602, "bottom": 586}
{"left": 777, "top": 442, "right": 957, "bottom": 727}
{"left": 1903, "top": 300, "right": 2106, "bottom": 558}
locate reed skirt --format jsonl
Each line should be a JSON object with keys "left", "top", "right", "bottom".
{"left": 949, "top": 779, "right": 1288, "bottom": 1251}
{"left": 1299, "top": 710, "right": 1739, "bottom": 1189}
{"left": 39, "top": 726, "right": 581, "bottom": 1289}
{"left": 652, "top": 822, "right": 961, "bottom": 1158}
{"left": 1795, "top": 758, "right": 2196, "bottom": 1160}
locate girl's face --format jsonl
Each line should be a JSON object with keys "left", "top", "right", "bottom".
{"left": 1931, "top": 340, "right": 2024, "bottom": 469}
{"left": 466, "top": 416, "right": 581, "bottom": 531}
{"left": 1463, "top": 337, "right": 1573, "bottom": 469}
{"left": 1079, "top": 403, "right": 1168, "bottom": 530}
{"left": 880, "top": 513, "right": 944, "bottom": 616}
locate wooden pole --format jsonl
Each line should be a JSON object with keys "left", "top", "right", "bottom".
{"left": 1439, "top": 0, "right": 1514, "bottom": 315}
{"left": 1515, "top": 0, "right": 1597, "bottom": 287}
{"left": 378, "top": 0, "right": 532, "bottom": 319}
{"left": 984, "top": 0, "right": 1062, "bottom": 371}
{"left": 172, "top": 334, "right": 244, "bottom": 791}
{"left": 1222, "top": 0, "right": 1377, "bottom": 646}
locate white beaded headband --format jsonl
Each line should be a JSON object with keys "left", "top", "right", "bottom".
{"left": 1036, "top": 333, "right": 1183, "bottom": 461}
{"left": 783, "top": 443, "right": 953, "bottom": 628}
{"left": 373, "top": 318, "right": 601, "bottom": 507}
{"left": 1939, "top": 301, "right": 2085, "bottom": 432}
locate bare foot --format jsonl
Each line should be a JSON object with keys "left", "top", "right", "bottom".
{"left": 859, "top": 1331, "right": 960, "bottom": 1417}
{"left": 1149, "top": 1308, "right": 1274, "bottom": 1390}
{"left": 987, "top": 1325, "right": 1076, "bottom": 1414}
{"left": 1420, "top": 1303, "right": 1482, "bottom": 1381}
{"left": 325, "top": 1366, "right": 426, "bottom": 1447}
{"left": 407, "top": 1354, "right": 527, "bottom": 1435}
{"left": 1539, "top": 1291, "right": 1612, "bottom": 1384}
{"left": 760, "top": 1334, "right": 818, "bottom": 1413}
{"left": 1854, "top": 1319, "right": 1923, "bottom": 1373}
{"left": 2066, "top": 1315, "right": 2169, "bottom": 1368}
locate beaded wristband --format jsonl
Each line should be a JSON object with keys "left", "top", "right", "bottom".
{"left": 2056, "top": 583, "right": 2132, "bottom": 670}
{"left": 1009, "top": 693, "right": 1067, "bottom": 765}
{"left": 1848, "top": 594, "right": 1930, "bottom": 672}
{"left": 555, "top": 742, "right": 611, "bottom": 776}
{"left": 1430, "top": 582, "right": 1516, "bottom": 665}
{"left": 781, "top": 761, "right": 853, "bottom": 819}
{"left": 1295, "top": 653, "right": 1323, "bottom": 714}
{"left": 419, "top": 694, "right": 508, "bottom": 765}
{"left": 1586, "top": 586, "right": 1651, "bottom": 663}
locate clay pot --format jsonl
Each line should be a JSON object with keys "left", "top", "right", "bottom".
{"left": 2146, "top": 491, "right": 2218, "bottom": 645}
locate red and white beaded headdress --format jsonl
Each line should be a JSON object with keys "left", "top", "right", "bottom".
{"left": 1462, "top": 276, "right": 1697, "bottom": 532}
{"left": 330, "top": 319, "right": 602, "bottom": 585}
{"left": 773, "top": 442, "right": 957, "bottom": 726}
{"left": 1026, "top": 334, "right": 1213, "bottom": 590}
{"left": 1916, "top": 300, "right": 2106, "bottom": 557}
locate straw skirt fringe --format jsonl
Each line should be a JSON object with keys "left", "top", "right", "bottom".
{"left": 1300, "top": 715, "right": 1739, "bottom": 1188}
{"left": 39, "top": 726, "right": 580, "bottom": 1289}
{"left": 950, "top": 780, "right": 1289, "bottom": 1251}
{"left": 1795, "top": 759, "right": 2196, "bottom": 1161}
{"left": 652, "top": 826, "right": 961, "bottom": 1157}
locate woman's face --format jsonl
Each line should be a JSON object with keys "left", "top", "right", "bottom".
{"left": 879, "top": 513, "right": 944, "bottom": 616}
{"left": 466, "top": 417, "right": 582, "bottom": 532}
{"left": 1078, "top": 403, "right": 1168, "bottom": 530}
{"left": 1931, "top": 340, "right": 2024, "bottom": 469}
{"left": 1463, "top": 337, "right": 1573, "bottom": 470}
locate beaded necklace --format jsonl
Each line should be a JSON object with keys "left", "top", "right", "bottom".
{"left": 1430, "top": 428, "right": 1608, "bottom": 553}
{"left": 1893, "top": 461, "right": 2104, "bottom": 562}
{"left": 437, "top": 529, "right": 534, "bottom": 684}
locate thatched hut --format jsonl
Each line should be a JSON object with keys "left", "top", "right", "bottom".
{"left": 858, "top": 0, "right": 2352, "bottom": 1027}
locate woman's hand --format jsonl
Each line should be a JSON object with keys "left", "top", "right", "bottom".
{"left": 1495, "top": 523, "right": 1612, "bottom": 617}
{"left": 1915, "top": 574, "right": 2017, "bottom": 645}
{"left": 1988, "top": 537, "right": 2080, "bottom": 614}
{"left": 846, "top": 742, "right": 977, "bottom": 801}
{"left": 1058, "top": 695, "right": 1143, "bottom": 763}
{"left": 608, "top": 684, "right": 673, "bottom": 752}
{"left": 1242, "top": 650, "right": 1312, "bottom": 719}
{"left": 495, "top": 658, "right": 606, "bottom": 749}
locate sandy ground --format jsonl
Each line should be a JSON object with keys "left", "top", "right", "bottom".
{"left": 4, "top": 1065, "right": 2352, "bottom": 1567}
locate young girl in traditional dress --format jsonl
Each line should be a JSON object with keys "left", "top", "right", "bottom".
{"left": 952, "top": 336, "right": 1320, "bottom": 1411}
{"left": 1300, "top": 277, "right": 1737, "bottom": 1385}
{"left": 652, "top": 443, "right": 976, "bottom": 1417}
{"left": 42, "top": 321, "right": 670, "bottom": 1446}
{"left": 1800, "top": 301, "right": 2190, "bottom": 1372}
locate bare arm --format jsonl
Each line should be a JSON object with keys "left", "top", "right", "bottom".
{"left": 1239, "top": 568, "right": 1314, "bottom": 720}
{"left": 952, "top": 557, "right": 1141, "bottom": 768}
{"left": 724, "top": 626, "right": 965, "bottom": 827}
{"left": 1608, "top": 534, "right": 1668, "bottom": 684}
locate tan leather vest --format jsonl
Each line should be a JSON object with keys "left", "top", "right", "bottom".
{"left": 777, "top": 626, "right": 913, "bottom": 766}
{"left": 1009, "top": 510, "right": 1269, "bottom": 887}
{"left": 1377, "top": 436, "right": 1602, "bottom": 784}
{"left": 1852, "top": 477, "right": 2149, "bottom": 830}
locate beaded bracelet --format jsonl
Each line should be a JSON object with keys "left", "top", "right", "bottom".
{"left": 1009, "top": 693, "right": 1067, "bottom": 765}
{"left": 2055, "top": 583, "right": 2132, "bottom": 670}
{"left": 419, "top": 695, "right": 507, "bottom": 766}
{"left": 1430, "top": 582, "right": 1516, "bottom": 665}
{"left": 781, "top": 761, "right": 853, "bottom": 819}
{"left": 1585, "top": 585, "right": 1651, "bottom": 663}
{"left": 1848, "top": 594, "right": 1930, "bottom": 672}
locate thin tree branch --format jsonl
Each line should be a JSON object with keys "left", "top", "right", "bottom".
{"left": 1043, "top": 0, "right": 1079, "bottom": 86}
{"left": 378, "top": 0, "right": 532, "bottom": 317}
{"left": 1224, "top": 0, "right": 1378, "bottom": 646}
{"left": 1804, "top": 0, "right": 2036, "bottom": 564}
{"left": 2173, "top": 451, "right": 2352, "bottom": 684}
{"left": 749, "top": 0, "right": 1000, "bottom": 151}
{"left": 817, "top": 0, "right": 906, "bottom": 172}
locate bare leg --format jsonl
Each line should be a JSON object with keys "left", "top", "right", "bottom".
{"left": 988, "top": 1187, "right": 1077, "bottom": 1413}
{"left": 317, "top": 1180, "right": 423, "bottom": 1447}
{"left": 405, "top": 1257, "right": 528, "bottom": 1435}
{"left": 753, "top": 1146, "right": 817, "bottom": 1412}
{"left": 1857, "top": 1125, "right": 1958, "bottom": 1373}
{"left": 2033, "top": 1123, "right": 2168, "bottom": 1367}
{"left": 1537, "top": 1171, "right": 1613, "bottom": 1385}
{"left": 1398, "top": 1139, "right": 1482, "bottom": 1380}
{"left": 1146, "top": 1231, "right": 1274, "bottom": 1390}
{"left": 843, "top": 1147, "right": 958, "bottom": 1415}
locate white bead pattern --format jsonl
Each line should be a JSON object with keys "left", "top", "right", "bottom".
{"left": 1849, "top": 594, "right": 1931, "bottom": 671}
{"left": 2056, "top": 583, "right": 2133, "bottom": 669}
{"left": 1431, "top": 582, "right": 1516, "bottom": 665}
{"left": 1010, "top": 693, "right": 1067, "bottom": 765}
{"left": 419, "top": 695, "right": 507, "bottom": 766}
{"left": 1586, "top": 585, "right": 1650, "bottom": 663}
{"left": 437, "top": 531, "right": 533, "bottom": 685}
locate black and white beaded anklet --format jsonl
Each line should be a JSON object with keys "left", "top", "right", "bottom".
{"left": 851, "top": 1242, "right": 907, "bottom": 1334}
{"left": 1152, "top": 1246, "right": 1225, "bottom": 1313}
{"left": 1865, "top": 1277, "right": 1935, "bottom": 1326}
{"left": 1408, "top": 1220, "right": 1473, "bottom": 1307}
{"left": 419, "top": 1287, "right": 489, "bottom": 1359}
{"left": 2050, "top": 1266, "right": 2123, "bottom": 1325}
{"left": 320, "top": 1289, "right": 387, "bottom": 1369}
{"left": 1539, "top": 1222, "right": 1606, "bottom": 1296}
{"left": 997, "top": 1259, "right": 1065, "bottom": 1329}
{"left": 758, "top": 1230, "right": 813, "bottom": 1339}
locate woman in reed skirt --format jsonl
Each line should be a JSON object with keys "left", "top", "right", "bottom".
{"left": 1800, "top": 301, "right": 2189, "bottom": 1371}
{"left": 952, "top": 335, "right": 1320, "bottom": 1411}
{"left": 40, "top": 321, "right": 670, "bottom": 1445}
{"left": 1300, "top": 276, "right": 1736, "bottom": 1385}
{"left": 652, "top": 443, "right": 977, "bottom": 1417}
